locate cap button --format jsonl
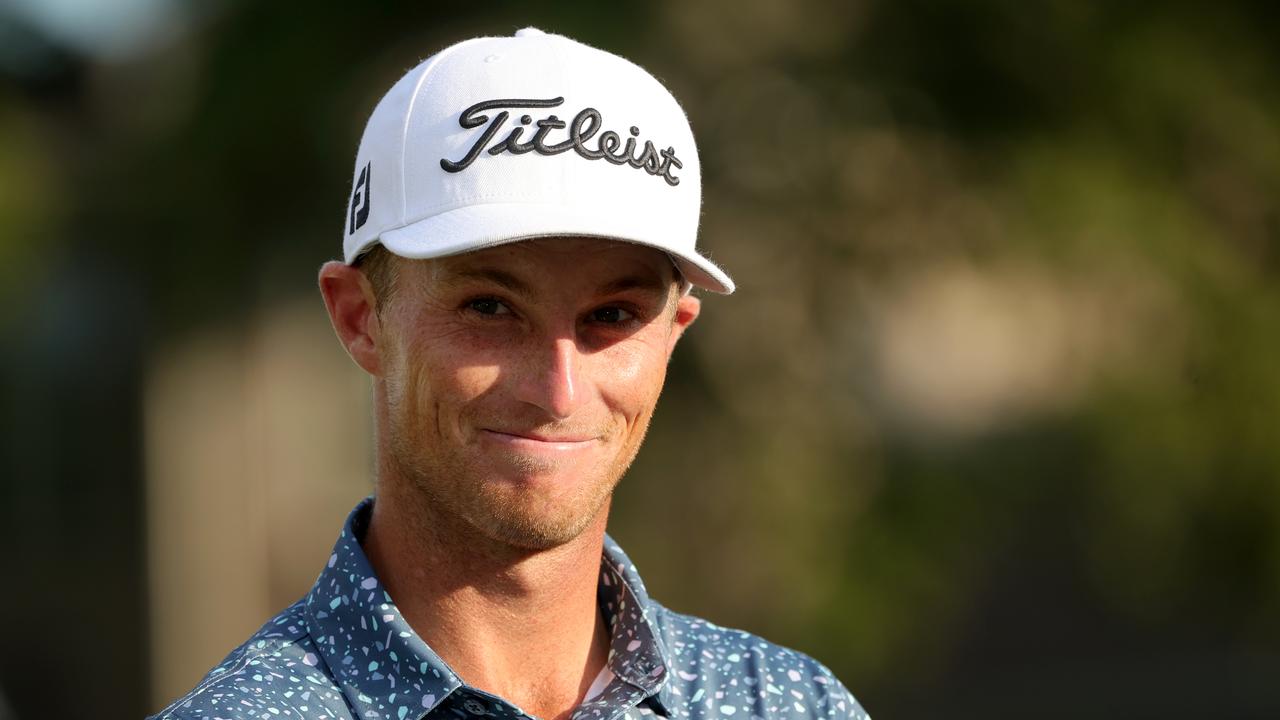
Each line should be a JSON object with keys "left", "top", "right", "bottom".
{"left": 515, "top": 27, "right": 545, "bottom": 37}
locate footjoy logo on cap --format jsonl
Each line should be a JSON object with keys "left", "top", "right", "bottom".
{"left": 348, "top": 161, "right": 371, "bottom": 235}
{"left": 440, "top": 97, "right": 684, "bottom": 187}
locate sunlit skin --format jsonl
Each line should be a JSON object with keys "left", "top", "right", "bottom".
{"left": 318, "top": 238, "right": 700, "bottom": 720}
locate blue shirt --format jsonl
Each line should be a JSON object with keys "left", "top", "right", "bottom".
{"left": 149, "top": 499, "right": 870, "bottom": 720}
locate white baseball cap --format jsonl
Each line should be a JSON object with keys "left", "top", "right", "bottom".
{"left": 342, "top": 27, "right": 734, "bottom": 294}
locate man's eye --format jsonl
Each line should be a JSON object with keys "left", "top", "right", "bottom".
{"left": 467, "top": 298, "right": 510, "bottom": 315}
{"left": 591, "top": 306, "right": 634, "bottom": 324}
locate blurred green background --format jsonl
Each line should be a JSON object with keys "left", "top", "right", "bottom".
{"left": 2, "top": 1, "right": 1279, "bottom": 718}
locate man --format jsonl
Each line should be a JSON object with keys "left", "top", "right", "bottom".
{"left": 149, "top": 27, "right": 869, "bottom": 720}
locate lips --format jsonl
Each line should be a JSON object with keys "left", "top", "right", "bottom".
{"left": 514, "top": 430, "right": 592, "bottom": 442}
{"left": 483, "top": 429, "right": 596, "bottom": 444}
{"left": 479, "top": 430, "right": 600, "bottom": 462}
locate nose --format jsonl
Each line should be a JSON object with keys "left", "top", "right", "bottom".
{"left": 515, "top": 334, "right": 584, "bottom": 420}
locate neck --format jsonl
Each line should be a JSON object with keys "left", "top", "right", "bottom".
{"left": 363, "top": 477, "right": 612, "bottom": 720}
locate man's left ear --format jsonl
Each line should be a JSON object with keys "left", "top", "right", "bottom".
{"left": 667, "top": 294, "right": 701, "bottom": 356}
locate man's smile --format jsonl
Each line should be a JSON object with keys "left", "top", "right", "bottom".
{"left": 479, "top": 428, "right": 601, "bottom": 453}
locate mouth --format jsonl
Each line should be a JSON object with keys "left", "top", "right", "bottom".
{"left": 480, "top": 429, "right": 599, "bottom": 451}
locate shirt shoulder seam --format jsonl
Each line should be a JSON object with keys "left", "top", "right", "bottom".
{"left": 150, "top": 643, "right": 276, "bottom": 719}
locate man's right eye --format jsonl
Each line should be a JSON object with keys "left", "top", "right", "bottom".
{"left": 466, "top": 298, "right": 510, "bottom": 315}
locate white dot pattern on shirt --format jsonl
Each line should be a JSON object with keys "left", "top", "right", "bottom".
{"left": 147, "top": 498, "right": 870, "bottom": 720}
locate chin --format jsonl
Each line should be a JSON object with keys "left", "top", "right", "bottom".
{"left": 388, "top": 433, "right": 623, "bottom": 551}
{"left": 466, "top": 499, "right": 605, "bottom": 551}
{"left": 464, "top": 467, "right": 616, "bottom": 550}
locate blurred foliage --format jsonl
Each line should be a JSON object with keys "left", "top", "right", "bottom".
{"left": 2, "top": 0, "right": 1280, "bottom": 718}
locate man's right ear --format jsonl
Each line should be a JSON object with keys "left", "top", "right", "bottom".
{"left": 318, "top": 261, "right": 383, "bottom": 376}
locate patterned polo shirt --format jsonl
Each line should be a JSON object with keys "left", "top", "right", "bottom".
{"left": 149, "top": 499, "right": 870, "bottom": 720}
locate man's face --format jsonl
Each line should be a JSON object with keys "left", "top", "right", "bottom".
{"left": 372, "top": 237, "right": 699, "bottom": 551}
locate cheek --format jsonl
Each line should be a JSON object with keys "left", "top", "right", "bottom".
{"left": 385, "top": 351, "right": 432, "bottom": 437}
{"left": 449, "top": 363, "right": 503, "bottom": 405}
{"left": 597, "top": 341, "right": 669, "bottom": 422}
{"left": 398, "top": 332, "right": 503, "bottom": 429}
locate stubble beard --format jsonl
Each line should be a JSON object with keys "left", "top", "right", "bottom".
{"left": 383, "top": 385, "right": 647, "bottom": 551}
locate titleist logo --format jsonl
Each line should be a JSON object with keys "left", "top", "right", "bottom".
{"left": 440, "top": 97, "right": 683, "bottom": 186}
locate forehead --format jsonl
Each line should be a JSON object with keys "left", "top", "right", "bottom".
{"left": 429, "top": 237, "right": 678, "bottom": 290}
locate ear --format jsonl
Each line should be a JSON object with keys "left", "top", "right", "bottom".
{"left": 318, "top": 260, "right": 384, "bottom": 376}
{"left": 666, "top": 293, "right": 701, "bottom": 357}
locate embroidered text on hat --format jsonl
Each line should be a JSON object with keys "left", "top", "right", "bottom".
{"left": 440, "top": 97, "right": 684, "bottom": 187}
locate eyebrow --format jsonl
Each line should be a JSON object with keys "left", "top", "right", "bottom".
{"left": 440, "top": 266, "right": 672, "bottom": 297}
{"left": 442, "top": 268, "right": 534, "bottom": 296}
{"left": 597, "top": 271, "right": 672, "bottom": 296}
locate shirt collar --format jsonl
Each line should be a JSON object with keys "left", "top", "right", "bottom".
{"left": 595, "top": 534, "right": 675, "bottom": 717}
{"left": 305, "top": 499, "right": 463, "bottom": 718}
{"left": 305, "top": 498, "right": 675, "bottom": 719}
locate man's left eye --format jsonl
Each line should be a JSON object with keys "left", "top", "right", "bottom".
{"left": 467, "top": 298, "right": 510, "bottom": 315}
{"left": 591, "top": 307, "right": 634, "bottom": 324}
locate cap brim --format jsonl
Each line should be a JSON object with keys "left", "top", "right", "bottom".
{"left": 368, "top": 202, "right": 735, "bottom": 294}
